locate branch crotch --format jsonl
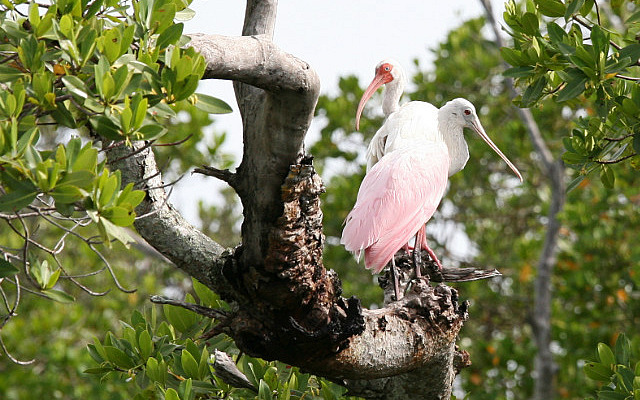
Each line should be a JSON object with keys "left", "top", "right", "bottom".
{"left": 228, "top": 158, "right": 365, "bottom": 365}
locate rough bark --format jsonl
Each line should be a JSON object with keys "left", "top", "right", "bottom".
{"left": 480, "top": 1, "right": 566, "bottom": 399}
{"left": 105, "top": 1, "right": 474, "bottom": 398}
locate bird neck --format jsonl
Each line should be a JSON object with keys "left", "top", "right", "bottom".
{"left": 382, "top": 75, "right": 404, "bottom": 116}
{"left": 438, "top": 110, "right": 470, "bottom": 177}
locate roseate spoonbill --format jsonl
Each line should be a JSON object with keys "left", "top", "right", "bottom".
{"left": 342, "top": 59, "right": 522, "bottom": 299}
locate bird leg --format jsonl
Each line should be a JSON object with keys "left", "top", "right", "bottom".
{"left": 416, "top": 225, "right": 444, "bottom": 270}
{"left": 413, "top": 226, "right": 424, "bottom": 278}
{"left": 425, "top": 244, "right": 443, "bottom": 270}
{"left": 390, "top": 257, "right": 402, "bottom": 301}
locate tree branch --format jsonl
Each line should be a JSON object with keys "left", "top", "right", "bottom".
{"left": 105, "top": 141, "right": 232, "bottom": 296}
{"left": 192, "top": 165, "right": 237, "bottom": 188}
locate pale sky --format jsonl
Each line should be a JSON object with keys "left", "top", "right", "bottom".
{"left": 174, "top": 1, "right": 500, "bottom": 224}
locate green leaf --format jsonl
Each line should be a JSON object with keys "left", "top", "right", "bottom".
{"left": 102, "top": 206, "right": 135, "bottom": 226}
{"left": 597, "top": 343, "right": 616, "bottom": 366}
{"left": 600, "top": 165, "right": 615, "bottom": 188}
{"left": 597, "top": 391, "right": 629, "bottom": 400}
{"left": 156, "top": 23, "right": 184, "bottom": 50}
{"left": 0, "top": 188, "right": 38, "bottom": 212}
{"left": 145, "top": 357, "right": 161, "bottom": 383}
{"left": 164, "top": 388, "right": 180, "bottom": 400}
{"left": 102, "top": 28, "right": 122, "bottom": 63}
{"left": 626, "top": 9, "right": 640, "bottom": 24}
{"left": 103, "top": 345, "right": 136, "bottom": 369}
{"left": 178, "top": 379, "right": 193, "bottom": 400}
{"left": 536, "top": 0, "right": 566, "bottom": 17}
{"left": 101, "top": 73, "right": 116, "bottom": 101}
{"left": 590, "top": 25, "right": 609, "bottom": 55}
{"left": 633, "top": 134, "right": 640, "bottom": 155}
{"left": 132, "top": 96, "right": 148, "bottom": 130}
{"left": 175, "top": 8, "right": 196, "bottom": 21}
{"left": 136, "top": 124, "right": 166, "bottom": 140}
{"left": 87, "top": 343, "right": 105, "bottom": 363}
{"left": 45, "top": 267, "right": 61, "bottom": 289}
{"left": 98, "top": 217, "right": 135, "bottom": 247}
{"left": 501, "top": 47, "right": 526, "bottom": 67}
{"left": 320, "top": 380, "right": 339, "bottom": 400}
{"left": 617, "top": 44, "right": 640, "bottom": 68}
{"left": 520, "top": 12, "right": 540, "bottom": 36}
{"left": 0, "top": 259, "right": 19, "bottom": 278}
{"left": 503, "top": 66, "right": 535, "bottom": 78}
{"left": 163, "top": 304, "right": 198, "bottom": 334}
{"left": 71, "top": 146, "right": 98, "bottom": 172}
{"left": 59, "top": 14, "right": 73, "bottom": 38}
{"left": 92, "top": 116, "right": 122, "bottom": 140}
{"left": 565, "top": 0, "right": 585, "bottom": 20}
{"left": 83, "top": 367, "right": 112, "bottom": 375}
{"left": 615, "top": 333, "right": 631, "bottom": 366}
{"left": 521, "top": 75, "right": 547, "bottom": 107}
{"left": 556, "top": 70, "right": 588, "bottom": 102}
{"left": 42, "top": 288, "right": 76, "bottom": 303}
{"left": 618, "top": 366, "right": 635, "bottom": 392}
{"left": 584, "top": 362, "right": 614, "bottom": 381}
{"left": 59, "top": 170, "right": 95, "bottom": 189}
{"left": 137, "top": 330, "right": 153, "bottom": 360}
{"left": 116, "top": 183, "right": 145, "bottom": 208}
{"left": 52, "top": 101, "right": 77, "bottom": 128}
{"left": 193, "top": 93, "right": 233, "bottom": 114}
{"left": 98, "top": 173, "right": 119, "bottom": 207}
{"left": 192, "top": 277, "right": 220, "bottom": 308}
{"left": 62, "top": 75, "right": 90, "bottom": 99}
{"left": 181, "top": 349, "right": 200, "bottom": 379}
{"left": 547, "top": 22, "right": 567, "bottom": 45}
{"left": 173, "top": 75, "right": 200, "bottom": 101}
{"left": 258, "top": 379, "right": 273, "bottom": 400}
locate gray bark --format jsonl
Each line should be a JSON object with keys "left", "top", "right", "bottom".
{"left": 106, "top": 1, "right": 472, "bottom": 398}
{"left": 479, "top": 1, "right": 566, "bottom": 399}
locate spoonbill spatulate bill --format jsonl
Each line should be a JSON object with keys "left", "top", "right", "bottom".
{"left": 341, "top": 59, "right": 523, "bottom": 299}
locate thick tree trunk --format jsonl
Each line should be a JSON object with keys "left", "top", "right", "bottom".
{"left": 479, "top": 1, "right": 566, "bottom": 399}
{"left": 107, "top": 1, "right": 473, "bottom": 398}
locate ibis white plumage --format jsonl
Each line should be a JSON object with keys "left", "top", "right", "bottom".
{"left": 342, "top": 59, "right": 523, "bottom": 298}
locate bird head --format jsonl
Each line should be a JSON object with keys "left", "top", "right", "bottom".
{"left": 443, "top": 98, "right": 523, "bottom": 182}
{"left": 355, "top": 59, "right": 405, "bottom": 130}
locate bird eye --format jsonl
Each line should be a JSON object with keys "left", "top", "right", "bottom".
{"left": 384, "top": 66, "right": 391, "bottom": 72}
{"left": 464, "top": 109, "right": 471, "bottom": 115}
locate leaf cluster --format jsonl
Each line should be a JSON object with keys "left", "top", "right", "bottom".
{"left": 584, "top": 333, "right": 640, "bottom": 400}
{"left": 0, "top": 0, "right": 232, "bottom": 363}
{"left": 501, "top": 0, "right": 640, "bottom": 188}
{"left": 88, "top": 278, "right": 357, "bottom": 400}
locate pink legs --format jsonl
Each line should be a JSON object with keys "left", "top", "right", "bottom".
{"left": 412, "top": 225, "right": 443, "bottom": 278}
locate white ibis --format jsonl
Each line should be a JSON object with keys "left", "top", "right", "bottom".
{"left": 342, "top": 59, "right": 523, "bottom": 299}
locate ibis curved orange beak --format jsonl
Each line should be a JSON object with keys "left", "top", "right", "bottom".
{"left": 470, "top": 117, "right": 523, "bottom": 182}
{"left": 355, "top": 68, "right": 393, "bottom": 131}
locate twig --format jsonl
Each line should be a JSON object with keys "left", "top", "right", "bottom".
{"left": 211, "top": 350, "right": 258, "bottom": 393}
{"left": 0, "top": 334, "right": 34, "bottom": 365}
{"left": 193, "top": 165, "right": 237, "bottom": 187}
{"left": 595, "top": 153, "right": 637, "bottom": 164}
{"left": 107, "top": 140, "right": 156, "bottom": 165}
{"left": 144, "top": 173, "right": 186, "bottom": 191}
{"left": 604, "top": 133, "right": 634, "bottom": 142}
{"left": 51, "top": 255, "right": 110, "bottom": 296}
{"left": 615, "top": 74, "right": 640, "bottom": 82}
{"left": 153, "top": 134, "right": 193, "bottom": 147}
{"left": 87, "top": 243, "right": 137, "bottom": 293}
{"left": 149, "top": 295, "right": 229, "bottom": 319}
